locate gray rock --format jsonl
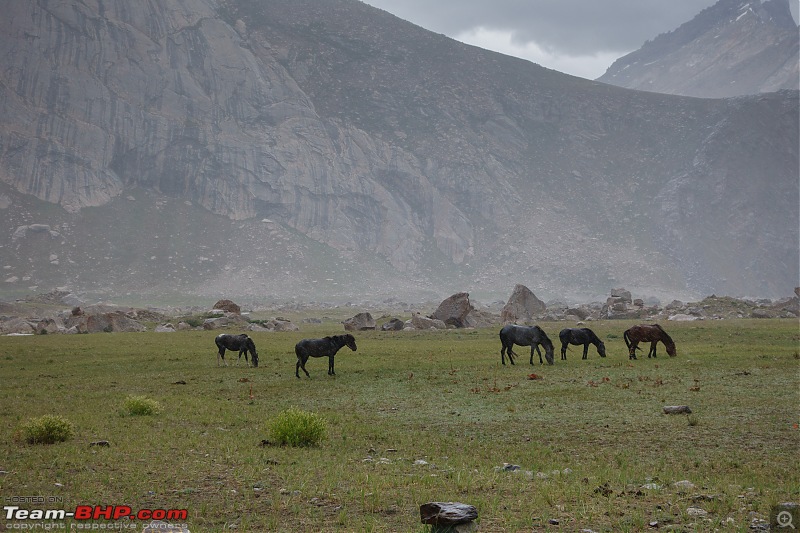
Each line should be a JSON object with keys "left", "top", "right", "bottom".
{"left": 501, "top": 285, "right": 546, "bottom": 324}
{"left": 411, "top": 312, "right": 446, "bottom": 330}
{"left": 381, "top": 318, "right": 405, "bottom": 331}
{"left": 343, "top": 312, "right": 376, "bottom": 331}
{"left": 611, "top": 288, "right": 632, "bottom": 303}
{"left": 663, "top": 405, "right": 692, "bottom": 415}
{"left": 420, "top": 502, "right": 478, "bottom": 526}
{"left": 431, "top": 292, "right": 474, "bottom": 328}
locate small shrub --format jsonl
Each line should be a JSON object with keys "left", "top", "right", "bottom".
{"left": 268, "top": 408, "right": 327, "bottom": 447}
{"left": 122, "top": 395, "right": 162, "bottom": 416}
{"left": 18, "top": 415, "right": 74, "bottom": 444}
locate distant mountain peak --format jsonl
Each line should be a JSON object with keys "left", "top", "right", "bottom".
{"left": 597, "top": 0, "right": 799, "bottom": 97}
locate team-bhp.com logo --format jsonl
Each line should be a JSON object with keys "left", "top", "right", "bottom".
{"left": 5, "top": 504, "right": 189, "bottom": 530}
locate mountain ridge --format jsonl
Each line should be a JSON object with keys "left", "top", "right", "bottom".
{"left": 0, "top": 0, "right": 797, "bottom": 305}
{"left": 597, "top": 0, "right": 799, "bottom": 97}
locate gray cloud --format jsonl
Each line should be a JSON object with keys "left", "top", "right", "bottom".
{"left": 363, "top": 1, "right": 718, "bottom": 53}
{"left": 361, "top": 0, "right": 798, "bottom": 78}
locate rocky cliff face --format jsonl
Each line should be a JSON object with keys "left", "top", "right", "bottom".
{"left": 0, "top": 0, "right": 797, "bottom": 304}
{"left": 597, "top": 0, "right": 799, "bottom": 98}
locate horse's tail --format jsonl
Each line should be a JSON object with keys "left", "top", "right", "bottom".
{"left": 623, "top": 329, "right": 631, "bottom": 349}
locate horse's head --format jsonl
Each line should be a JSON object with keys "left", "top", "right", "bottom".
{"left": 542, "top": 336, "right": 555, "bottom": 365}
{"left": 247, "top": 338, "right": 259, "bottom": 367}
{"left": 344, "top": 334, "right": 357, "bottom": 352}
{"left": 665, "top": 341, "right": 676, "bottom": 357}
{"left": 597, "top": 341, "right": 607, "bottom": 357}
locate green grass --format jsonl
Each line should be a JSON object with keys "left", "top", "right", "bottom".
{"left": 0, "top": 319, "right": 797, "bottom": 531}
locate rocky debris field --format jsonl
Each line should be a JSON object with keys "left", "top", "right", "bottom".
{"left": 1, "top": 287, "right": 797, "bottom": 336}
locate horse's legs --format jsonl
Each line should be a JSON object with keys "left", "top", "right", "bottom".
{"left": 531, "top": 344, "right": 543, "bottom": 365}
{"left": 328, "top": 355, "right": 335, "bottom": 376}
{"left": 561, "top": 342, "right": 568, "bottom": 361}
{"left": 296, "top": 356, "right": 311, "bottom": 378}
{"left": 582, "top": 344, "right": 589, "bottom": 360}
{"left": 649, "top": 342, "right": 657, "bottom": 358}
{"left": 501, "top": 342, "right": 516, "bottom": 365}
{"left": 218, "top": 348, "right": 227, "bottom": 367}
{"left": 628, "top": 342, "right": 638, "bottom": 360}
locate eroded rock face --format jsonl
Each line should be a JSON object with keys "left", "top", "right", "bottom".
{"left": 0, "top": 1, "right": 796, "bottom": 302}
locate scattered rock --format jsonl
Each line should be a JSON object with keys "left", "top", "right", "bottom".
{"left": 673, "top": 480, "right": 696, "bottom": 491}
{"left": 411, "top": 312, "right": 446, "bottom": 330}
{"left": 420, "top": 502, "right": 478, "bottom": 526}
{"left": 381, "top": 318, "right": 405, "bottom": 331}
{"left": 663, "top": 405, "right": 692, "bottom": 415}
{"left": 686, "top": 507, "right": 708, "bottom": 517}
{"left": 495, "top": 463, "right": 521, "bottom": 472}
{"left": 89, "top": 440, "right": 110, "bottom": 447}
{"left": 668, "top": 313, "right": 702, "bottom": 321}
{"left": 343, "top": 312, "right": 376, "bottom": 331}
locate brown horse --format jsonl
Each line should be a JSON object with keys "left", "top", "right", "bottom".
{"left": 623, "top": 324, "right": 676, "bottom": 359}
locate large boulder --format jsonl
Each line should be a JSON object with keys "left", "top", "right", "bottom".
{"left": 343, "top": 312, "right": 376, "bottom": 331}
{"left": 213, "top": 299, "right": 241, "bottom": 315}
{"left": 380, "top": 318, "right": 405, "bottom": 331}
{"left": 64, "top": 311, "right": 146, "bottom": 333}
{"left": 431, "top": 292, "right": 474, "bottom": 328}
{"left": 611, "top": 288, "right": 633, "bottom": 303}
{"left": 501, "top": 284, "right": 546, "bottom": 323}
{"left": 411, "top": 312, "right": 446, "bottom": 330}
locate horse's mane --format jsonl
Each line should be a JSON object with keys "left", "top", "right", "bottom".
{"left": 651, "top": 324, "right": 673, "bottom": 343}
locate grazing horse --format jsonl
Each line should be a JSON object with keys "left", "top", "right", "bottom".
{"left": 559, "top": 328, "right": 606, "bottom": 360}
{"left": 499, "top": 324, "right": 555, "bottom": 365}
{"left": 295, "top": 334, "right": 357, "bottom": 378}
{"left": 623, "top": 324, "right": 676, "bottom": 359}
{"left": 215, "top": 333, "right": 259, "bottom": 367}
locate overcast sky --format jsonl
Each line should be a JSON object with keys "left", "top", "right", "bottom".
{"left": 360, "top": 0, "right": 800, "bottom": 79}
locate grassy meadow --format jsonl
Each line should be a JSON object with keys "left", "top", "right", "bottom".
{"left": 0, "top": 318, "right": 798, "bottom": 532}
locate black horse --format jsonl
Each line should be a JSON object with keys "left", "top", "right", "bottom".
{"left": 295, "top": 334, "right": 357, "bottom": 378}
{"left": 215, "top": 333, "right": 258, "bottom": 367}
{"left": 499, "top": 324, "right": 555, "bottom": 365}
{"left": 559, "top": 328, "right": 606, "bottom": 360}
{"left": 623, "top": 324, "right": 676, "bottom": 359}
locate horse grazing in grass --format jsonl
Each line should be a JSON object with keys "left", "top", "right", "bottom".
{"left": 215, "top": 333, "right": 259, "bottom": 367}
{"left": 295, "top": 334, "right": 357, "bottom": 378}
{"left": 623, "top": 324, "right": 676, "bottom": 359}
{"left": 559, "top": 328, "right": 606, "bottom": 360}
{"left": 499, "top": 324, "right": 555, "bottom": 365}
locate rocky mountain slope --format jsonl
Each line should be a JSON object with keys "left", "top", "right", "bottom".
{"left": 597, "top": 0, "right": 799, "bottom": 97}
{"left": 0, "top": 0, "right": 797, "bottom": 305}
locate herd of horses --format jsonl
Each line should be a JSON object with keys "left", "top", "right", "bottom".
{"left": 215, "top": 323, "right": 675, "bottom": 377}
